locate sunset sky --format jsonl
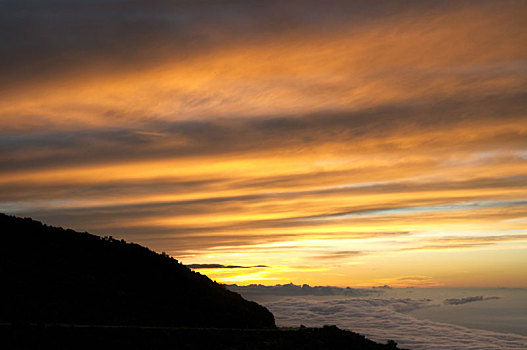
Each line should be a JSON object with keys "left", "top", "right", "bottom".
{"left": 2, "top": 0, "right": 526, "bottom": 287}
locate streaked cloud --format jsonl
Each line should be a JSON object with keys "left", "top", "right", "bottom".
{"left": 1, "top": 0, "right": 526, "bottom": 286}
{"left": 187, "top": 264, "right": 268, "bottom": 269}
{"left": 444, "top": 296, "right": 500, "bottom": 305}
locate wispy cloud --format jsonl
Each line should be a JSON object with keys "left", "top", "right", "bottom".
{"left": 444, "top": 296, "right": 500, "bottom": 305}
{"left": 1, "top": 0, "right": 527, "bottom": 286}
{"left": 187, "top": 264, "right": 268, "bottom": 269}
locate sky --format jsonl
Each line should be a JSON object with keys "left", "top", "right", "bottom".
{"left": 1, "top": 0, "right": 527, "bottom": 287}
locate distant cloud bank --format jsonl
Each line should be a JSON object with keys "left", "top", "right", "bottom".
{"left": 444, "top": 296, "right": 500, "bottom": 305}
{"left": 228, "top": 283, "right": 380, "bottom": 297}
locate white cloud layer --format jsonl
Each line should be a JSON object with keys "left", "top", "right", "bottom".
{"left": 228, "top": 285, "right": 527, "bottom": 349}
{"left": 264, "top": 297, "right": 527, "bottom": 349}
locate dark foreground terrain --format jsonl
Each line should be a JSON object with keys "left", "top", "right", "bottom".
{"left": 0, "top": 213, "right": 405, "bottom": 349}
{"left": 0, "top": 213, "right": 273, "bottom": 328}
{"left": 2, "top": 324, "right": 403, "bottom": 350}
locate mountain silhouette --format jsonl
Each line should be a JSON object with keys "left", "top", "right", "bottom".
{"left": 0, "top": 213, "right": 274, "bottom": 328}
{"left": 0, "top": 213, "right": 405, "bottom": 349}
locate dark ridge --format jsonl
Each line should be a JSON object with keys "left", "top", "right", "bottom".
{"left": 1, "top": 324, "right": 405, "bottom": 350}
{"left": 0, "top": 213, "right": 407, "bottom": 349}
{"left": 0, "top": 213, "right": 275, "bottom": 328}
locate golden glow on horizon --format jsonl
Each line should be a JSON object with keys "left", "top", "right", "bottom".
{"left": 1, "top": 0, "right": 527, "bottom": 287}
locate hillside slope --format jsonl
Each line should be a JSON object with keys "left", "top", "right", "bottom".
{"left": 0, "top": 213, "right": 275, "bottom": 328}
{"left": 3, "top": 324, "right": 404, "bottom": 350}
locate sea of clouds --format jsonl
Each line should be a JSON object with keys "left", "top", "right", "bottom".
{"left": 228, "top": 285, "right": 527, "bottom": 350}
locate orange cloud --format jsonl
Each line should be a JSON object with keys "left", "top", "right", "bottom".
{"left": 1, "top": 0, "right": 527, "bottom": 287}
